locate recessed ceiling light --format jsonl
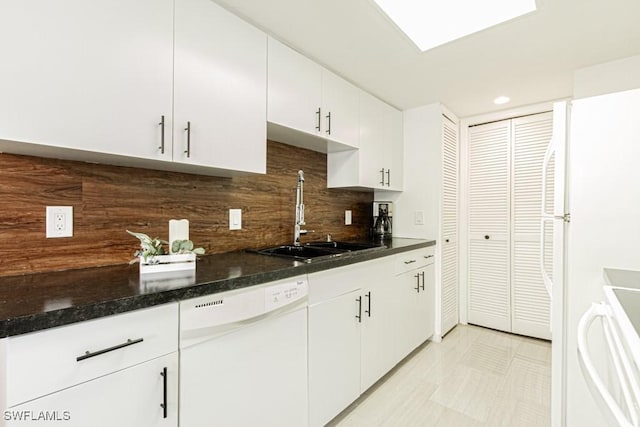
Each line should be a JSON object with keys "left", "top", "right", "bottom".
{"left": 372, "top": 0, "right": 537, "bottom": 52}
{"left": 494, "top": 96, "right": 511, "bottom": 105}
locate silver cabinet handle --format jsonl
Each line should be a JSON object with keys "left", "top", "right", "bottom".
{"left": 184, "top": 121, "right": 191, "bottom": 158}
{"left": 158, "top": 115, "right": 165, "bottom": 154}
{"left": 380, "top": 168, "right": 385, "bottom": 186}
{"left": 424, "top": 255, "right": 434, "bottom": 259}
{"left": 76, "top": 338, "right": 144, "bottom": 362}
{"left": 404, "top": 259, "right": 417, "bottom": 264}
{"left": 325, "top": 111, "right": 331, "bottom": 135}
{"left": 386, "top": 169, "right": 391, "bottom": 186}
{"left": 315, "top": 108, "right": 321, "bottom": 131}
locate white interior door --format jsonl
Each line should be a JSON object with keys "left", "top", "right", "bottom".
{"left": 511, "top": 112, "right": 553, "bottom": 340}
{"left": 467, "top": 120, "right": 511, "bottom": 332}
{"left": 441, "top": 116, "right": 459, "bottom": 336}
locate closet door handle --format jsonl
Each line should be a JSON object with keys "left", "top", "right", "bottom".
{"left": 160, "top": 367, "right": 168, "bottom": 419}
{"left": 315, "top": 108, "right": 321, "bottom": 131}
{"left": 326, "top": 111, "right": 332, "bottom": 135}
{"left": 158, "top": 115, "right": 165, "bottom": 154}
{"left": 76, "top": 338, "right": 144, "bottom": 362}
{"left": 356, "top": 296, "right": 362, "bottom": 323}
{"left": 365, "top": 291, "right": 371, "bottom": 317}
{"left": 184, "top": 121, "right": 191, "bottom": 158}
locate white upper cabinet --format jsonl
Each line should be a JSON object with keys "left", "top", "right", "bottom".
{"left": 0, "top": 0, "right": 266, "bottom": 176}
{"left": 321, "top": 70, "right": 360, "bottom": 148}
{"left": 327, "top": 92, "right": 403, "bottom": 190}
{"left": 173, "top": 0, "right": 267, "bottom": 174}
{"left": 0, "top": 0, "right": 174, "bottom": 162}
{"left": 267, "top": 37, "right": 359, "bottom": 149}
{"left": 267, "top": 37, "right": 323, "bottom": 136}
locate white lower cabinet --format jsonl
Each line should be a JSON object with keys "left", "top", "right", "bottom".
{"left": 308, "top": 289, "right": 362, "bottom": 427}
{"left": 5, "top": 353, "right": 178, "bottom": 427}
{"left": 307, "top": 251, "right": 433, "bottom": 427}
{"left": 394, "top": 248, "right": 436, "bottom": 361}
{"left": 1, "top": 303, "right": 179, "bottom": 427}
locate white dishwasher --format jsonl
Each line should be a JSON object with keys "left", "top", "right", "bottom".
{"left": 179, "top": 275, "right": 309, "bottom": 427}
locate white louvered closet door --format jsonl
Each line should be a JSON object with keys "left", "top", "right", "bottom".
{"left": 468, "top": 120, "right": 511, "bottom": 332}
{"left": 441, "top": 116, "right": 459, "bottom": 336}
{"left": 511, "top": 113, "right": 552, "bottom": 339}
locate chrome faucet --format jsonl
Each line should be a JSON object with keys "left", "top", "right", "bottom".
{"left": 294, "top": 170, "right": 307, "bottom": 246}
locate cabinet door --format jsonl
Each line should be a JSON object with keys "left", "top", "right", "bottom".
{"left": 174, "top": 0, "right": 267, "bottom": 173}
{"left": 441, "top": 117, "right": 459, "bottom": 335}
{"left": 414, "top": 263, "right": 435, "bottom": 346}
{"left": 322, "top": 70, "right": 359, "bottom": 148}
{"left": 308, "top": 290, "right": 361, "bottom": 427}
{"left": 384, "top": 104, "right": 404, "bottom": 191}
{"left": 467, "top": 120, "right": 511, "bottom": 332}
{"left": 267, "top": 37, "right": 323, "bottom": 136}
{"left": 5, "top": 353, "right": 178, "bottom": 427}
{"left": 0, "top": 0, "right": 173, "bottom": 161}
{"left": 358, "top": 91, "right": 386, "bottom": 188}
{"left": 360, "top": 278, "right": 397, "bottom": 392}
{"left": 511, "top": 113, "right": 552, "bottom": 339}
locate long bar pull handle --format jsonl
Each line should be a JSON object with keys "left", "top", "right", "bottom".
{"left": 158, "top": 115, "right": 165, "bottom": 154}
{"left": 414, "top": 273, "right": 420, "bottom": 293}
{"left": 326, "top": 111, "right": 332, "bottom": 135}
{"left": 184, "top": 121, "right": 191, "bottom": 158}
{"left": 420, "top": 271, "right": 425, "bottom": 291}
{"left": 356, "top": 296, "right": 362, "bottom": 323}
{"left": 76, "top": 338, "right": 144, "bottom": 362}
{"left": 380, "top": 168, "right": 385, "bottom": 186}
{"left": 386, "top": 169, "right": 391, "bottom": 187}
{"left": 424, "top": 255, "right": 434, "bottom": 259}
{"left": 365, "top": 291, "right": 371, "bottom": 317}
{"left": 315, "top": 108, "right": 321, "bottom": 132}
{"left": 404, "top": 259, "right": 417, "bottom": 265}
{"left": 160, "top": 367, "right": 168, "bottom": 419}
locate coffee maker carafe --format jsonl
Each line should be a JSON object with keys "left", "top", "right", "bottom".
{"left": 373, "top": 201, "right": 393, "bottom": 240}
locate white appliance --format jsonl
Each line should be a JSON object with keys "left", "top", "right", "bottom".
{"left": 179, "top": 276, "right": 309, "bottom": 427}
{"left": 548, "top": 88, "right": 640, "bottom": 426}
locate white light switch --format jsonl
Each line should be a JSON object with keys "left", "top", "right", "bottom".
{"left": 414, "top": 210, "right": 424, "bottom": 225}
{"left": 345, "top": 210, "right": 352, "bottom": 225}
{"left": 229, "top": 209, "right": 242, "bottom": 230}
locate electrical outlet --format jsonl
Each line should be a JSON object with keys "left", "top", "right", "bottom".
{"left": 345, "top": 210, "right": 352, "bottom": 225}
{"left": 46, "top": 206, "right": 73, "bottom": 238}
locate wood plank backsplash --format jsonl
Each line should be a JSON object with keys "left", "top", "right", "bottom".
{"left": 0, "top": 141, "right": 373, "bottom": 277}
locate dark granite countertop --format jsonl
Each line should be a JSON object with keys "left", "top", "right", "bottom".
{"left": 0, "top": 238, "right": 434, "bottom": 338}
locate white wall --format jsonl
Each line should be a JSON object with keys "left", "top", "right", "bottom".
{"left": 574, "top": 54, "right": 640, "bottom": 99}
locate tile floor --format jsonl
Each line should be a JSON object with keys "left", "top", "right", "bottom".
{"left": 328, "top": 324, "right": 551, "bottom": 427}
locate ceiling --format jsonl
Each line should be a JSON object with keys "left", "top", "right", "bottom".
{"left": 215, "top": 0, "right": 640, "bottom": 118}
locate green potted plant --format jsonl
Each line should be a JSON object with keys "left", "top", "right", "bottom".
{"left": 127, "top": 230, "right": 204, "bottom": 274}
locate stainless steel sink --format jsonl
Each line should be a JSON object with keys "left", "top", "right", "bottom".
{"left": 305, "top": 241, "right": 385, "bottom": 252}
{"left": 254, "top": 245, "right": 347, "bottom": 262}
{"left": 254, "top": 241, "right": 385, "bottom": 263}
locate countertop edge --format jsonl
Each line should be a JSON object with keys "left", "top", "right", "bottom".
{"left": 0, "top": 239, "right": 435, "bottom": 338}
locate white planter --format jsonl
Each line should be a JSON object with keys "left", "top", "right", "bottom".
{"left": 139, "top": 253, "right": 196, "bottom": 275}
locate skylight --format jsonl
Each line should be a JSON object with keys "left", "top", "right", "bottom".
{"left": 372, "top": 0, "right": 537, "bottom": 52}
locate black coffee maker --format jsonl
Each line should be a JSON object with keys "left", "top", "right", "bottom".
{"left": 373, "top": 201, "right": 393, "bottom": 240}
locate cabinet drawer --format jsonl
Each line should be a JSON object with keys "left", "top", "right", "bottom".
{"left": 394, "top": 247, "right": 435, "bottom": 275}
{"left": 5, "top": 302, "right": 178, "bottom": 407}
